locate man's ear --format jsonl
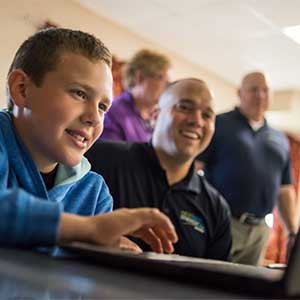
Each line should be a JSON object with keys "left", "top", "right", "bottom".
{"left": 237, "top": 88, "right": 241, "bottom": 99}
{"left": 7, "top": 69, "right": 31, "bottom": 109}
{"left": 151, "top": 106, "right": 161, "bottom": 122}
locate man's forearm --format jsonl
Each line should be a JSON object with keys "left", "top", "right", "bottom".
{"left": 277, "top": 185, "right": 298, "bottom": 235}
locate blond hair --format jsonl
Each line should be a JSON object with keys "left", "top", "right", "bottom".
{"left": 123, "top": 49, "right": 170, "bottom": 89}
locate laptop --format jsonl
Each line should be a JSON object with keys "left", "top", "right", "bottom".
{"left": 62, "top": 230, "right": 300, "bottom": 298}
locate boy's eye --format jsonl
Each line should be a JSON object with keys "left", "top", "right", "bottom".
{"left": 72, "top": 89, "right": 87, "bottom": 99}
{"left": 98, "top": 103, "right": 108, "bottom": 113}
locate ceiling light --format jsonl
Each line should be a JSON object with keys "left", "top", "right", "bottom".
{"left": 283, "top": 24, "right": 300, "bottom": 45}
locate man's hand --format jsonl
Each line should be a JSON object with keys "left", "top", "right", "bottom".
{"left": 58, "top": 208, "right": 178, "bottom": 254}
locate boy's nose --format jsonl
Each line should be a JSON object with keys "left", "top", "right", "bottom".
{"left": 81, "top": 107, "right": 101, "bottom": 127}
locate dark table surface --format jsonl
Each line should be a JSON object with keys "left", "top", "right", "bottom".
{"left": 0, "top": 247, "right": 274, "bottom": 299}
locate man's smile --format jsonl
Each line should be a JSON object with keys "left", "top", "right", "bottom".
{"left": 179, "top": 129, "right": 202, "bottom": 140}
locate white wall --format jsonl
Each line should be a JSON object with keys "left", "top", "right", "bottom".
{"left": 0, "top": 0, "right": 237, "bottom": 112}
{"left": 267, "top": 90, "right": 300, "bottom": 137}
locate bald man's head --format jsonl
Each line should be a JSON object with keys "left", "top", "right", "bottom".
{"left": 158, "top": 78, "right": 212, "bottom": 109}
{"left": 238, "top": 71, "right": 272, "bottom": 122}
{"left": 153, "top": 78, "right": 215, "bottom": 163}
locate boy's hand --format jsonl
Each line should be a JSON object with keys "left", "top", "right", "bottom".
{"left": 119, "top": 236, "right": 142, "bottom": 253}
{"left": 89, "top": 208, "right": 178, "bottom": 253}
{"left": 58, "top": 208, "right": 178, "bottom": 254}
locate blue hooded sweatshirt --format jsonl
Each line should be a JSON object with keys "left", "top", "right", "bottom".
{"left": 0, "top": 110, "right": 112, "bottom": 249}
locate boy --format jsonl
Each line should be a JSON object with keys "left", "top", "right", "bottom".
{"left": 0, "top": 28, "right": 177, "bottom": 254}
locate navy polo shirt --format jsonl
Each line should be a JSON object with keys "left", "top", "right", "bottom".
{"left": 198, "top": 107, "right": 292, "bottom": 218}
{"left": 86, "top": 141, "right": 232, "bottom": 261}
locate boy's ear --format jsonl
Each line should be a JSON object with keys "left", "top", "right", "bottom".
{"left": 8, "top": 69, "right": 31, "bottom": 108}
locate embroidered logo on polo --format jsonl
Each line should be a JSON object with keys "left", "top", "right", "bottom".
{"left": 180, "top": 210, "right": 206, "bottom": 233}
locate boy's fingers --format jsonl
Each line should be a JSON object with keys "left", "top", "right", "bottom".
{"left": 151, "top": 227, "right": 175, "bottom": 254}
{"left": 131, "top": 227, "right": 163, "bottom": 253}
{"left": 119, "top": 236, "right": 143, "bottom": 253}
{"left": 93, "top": 208, "right": 178, "bottom": 251}
{"left": 132, "top": 208, "right": 178, "bottom": 243}
{"left": 129, "top": 208, "right": 177, "bottom": 253}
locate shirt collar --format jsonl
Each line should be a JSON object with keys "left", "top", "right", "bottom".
{"left": 146, "top": 142, "right": 201, "bottom": 194}
{"left": 172, "top": 163, "right": 201, "bottom": 194}
{"left": 233, "top": 106, "right": 268, "bottom": 129}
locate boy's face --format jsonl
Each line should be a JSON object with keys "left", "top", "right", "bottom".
{"left": 12, "top": 52, "right": 113, "bottom": 172}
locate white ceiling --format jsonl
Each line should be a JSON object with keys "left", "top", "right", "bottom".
{"left": 76, "top": 0, "right": 300, "bottom": 91}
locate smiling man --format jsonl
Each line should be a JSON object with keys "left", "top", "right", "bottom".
{"left": 197, "top": 72, "right": 297, "bottom": 265}
{"left": 86, "top": 78, "right": 232, "bottom": 260}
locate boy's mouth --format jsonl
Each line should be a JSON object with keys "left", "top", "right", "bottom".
{"left": 66, "top": 129, "right": 88, "bottom": 148}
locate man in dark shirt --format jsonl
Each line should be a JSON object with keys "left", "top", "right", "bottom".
{"left": 86, "top": 78, "right": 232, "bottom": 260}
{"left": 197, "top": 72, "right": 298, "bottom": 265}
